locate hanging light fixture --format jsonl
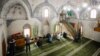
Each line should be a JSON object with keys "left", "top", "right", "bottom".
{"left": 82, "top": 2, "right": 88, "bottom": 8}
{"left": 87, "top": 7, "right": 91, "bottom": 11}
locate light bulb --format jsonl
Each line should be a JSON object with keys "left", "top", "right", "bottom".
{"left": 82, "top": 3, "right": 88, "bottom": 8}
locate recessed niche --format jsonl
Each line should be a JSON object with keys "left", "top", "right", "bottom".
{"left": 6, "top": 4, "right": 27, "bottom": 20}
{"left": 33, "top": 0, "right": 57, "bottom": 21}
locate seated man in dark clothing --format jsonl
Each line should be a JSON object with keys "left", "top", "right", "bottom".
{"left": 46, "top": 33, "right": 52, "bottom": 43}
{"left": 74, "top": 35, "right": 78, "bottom": 42}
{"left": 74, "top": 29, "right": 81, "bottom": 42}
{"left": 77, "top": 29, "right": 81, "bottom": 40}
{"left": 37, "top": 37, "right": 43, "bottom": 47}
{"left": 63, "top": 32, "right": 67, "bottom": 39}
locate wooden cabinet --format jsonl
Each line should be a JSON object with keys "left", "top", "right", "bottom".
{"left": 11, "top": 33, "right": 26, "bottom": 48}
{"left": 94, "top": 27, "right": 100, "bottom": 32}
{"left": 16, "top": 38, "right": 25, "bottom": 48}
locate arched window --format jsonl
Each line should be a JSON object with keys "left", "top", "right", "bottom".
{"left": 90, "top": 9, "right": 97, "bottom": 18}
{"left": 23, "top": 24, "right": 31, "bottom": 37}
{"left": 44, "top": 8, "right": 49, "bottom": 18}
{"left": 42, "top": 7, "right": 49, "bottom": 18}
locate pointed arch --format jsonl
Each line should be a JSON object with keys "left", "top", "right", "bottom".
{"left": 33, "top": 1, "right": 57, "bottom": 21}
{"left": 0, "top": 0, "right": 31, "bottom": 20}
{"left": 23, "top": 24, "right": 31, "bottom": 37}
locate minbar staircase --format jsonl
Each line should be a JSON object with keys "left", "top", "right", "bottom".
{"left": 60, "top": 20, "right": 76, "bottom": 39}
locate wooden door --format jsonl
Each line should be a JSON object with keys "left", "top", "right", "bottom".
{"left": 2, "top": 38, "right": 6, "bottom": 56}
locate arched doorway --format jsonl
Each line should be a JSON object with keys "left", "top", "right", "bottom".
{"left": 23, "top": 24, "right": 31, "bottom": 38}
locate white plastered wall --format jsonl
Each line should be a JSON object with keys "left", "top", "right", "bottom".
{"left": 82, "top": 20, "right": 100, "bottom": 42}
{"left": 0, "top": 19, "right": 3, "bottom": 56}
{"left": 7, "top": 18, "right": 42, "bottom": 37}
{"left": 1, "top": 0, "right": 100, "bottom": 43}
